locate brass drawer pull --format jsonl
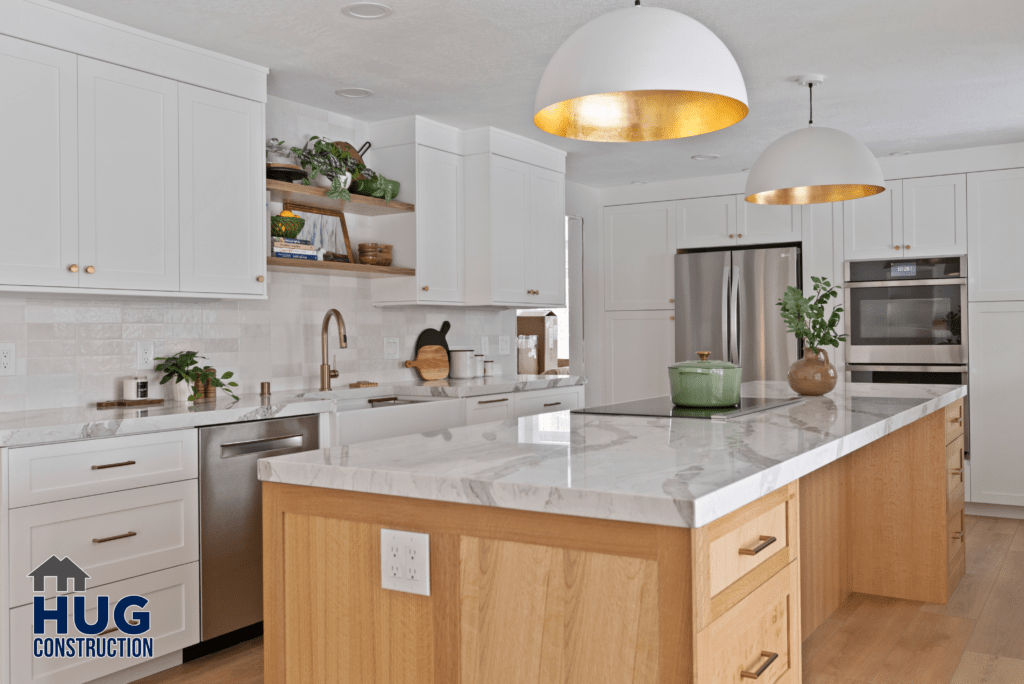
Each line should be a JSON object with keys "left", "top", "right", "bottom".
{"left": 479, "top": 398, "right": 509, "bottom": 404}
{"left": 741, "top": 651, "right": 778, "bottom": 679}
{"left": 543, "top": 402, "right": 561, "bottom": 407}
{"left": 93, "top": 531, "right": 137, "bottom": 544}
{"left": 952, "top": 531, "right": 964, "bottom": 541}
{"left": 91, "top": 460, "right": 136, "bottom": 471}
{"left": 99, "top": 620, "right": 138, "bottom": 636}
{"left": 368, "top": 397, "right": 400, "bottom": 404}
{"left": 739, "top": 535, "right": 777, "bottom": 556}
{"left": 950, "top": 468, "right": 964, "bottom": 476}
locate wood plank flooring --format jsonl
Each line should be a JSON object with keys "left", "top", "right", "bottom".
{"left": 138, "top": 515, "right": 1024, "bottom": 684}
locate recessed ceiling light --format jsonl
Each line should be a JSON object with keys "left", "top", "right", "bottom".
{"left": 692, "top": 154, "right": 720, "bottom": 161}
{"left": 342, "top": 2, "right": 392, "bottom": 19}
{"left": 889, "top": 150, "right": 912, "bottom": 156}
{"left": 631, "top": 180, "right": 647, "bottom": 185}
{"left": 741, "top": 167, "right": 751, "bottom": 172}
{"left": 335, "top": 88, "right": 374, "bottom": 98}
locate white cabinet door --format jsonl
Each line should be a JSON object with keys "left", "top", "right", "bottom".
{"left": 489, "top": 156, "right": 531, "bottom": 305}
{"left": 737, "top": 199, "right": 802, "bottom": 245}
{"left": 0, "top": 36, "right": 79, "bottom": 288}
{"left": 604, "top": 202, "right": 676, "bottom": 311}
{"left": 843, "top": 180, "right": 903, "bottom": 260}
{"left": 967, "top": 168, "right": 1024, "bottom": 301}
{"left": 416, "top": 146, "right": 464, "bottom": 303}
{"left": 179, "top": 84, "right": 264, "bottom": 295}
{"left": 676, "top": 195, "right": 736, "bottom": 249}
{"left": 78, "top": 57, "right": 179, "bottom": 291}
{"left": 603, "top": 310, "right": 675, "bottom": 403}
{"left": 968, "top": 301, "right": 1024, "bottom": 506}
{"left": 529, "top": 165, "right": 566, "bottom": 307}
{"left": 902, "top": 174, "right": 967, "bottom": 257}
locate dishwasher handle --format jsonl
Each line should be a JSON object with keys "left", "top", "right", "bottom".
{"left": 219, "top": 434, "right": 305, "bottom": 459}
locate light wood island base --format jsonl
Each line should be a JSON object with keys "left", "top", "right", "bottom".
{"left": 263, "top": 401, "right": 965, "bottom": 683}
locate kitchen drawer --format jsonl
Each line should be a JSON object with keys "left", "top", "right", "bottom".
{"left": 947, "top": 434, "right": 966, "bottom": 505}
{"left": 10, "top": 562, "right": 199, "bottom": 684}
{"left": 9, "top": 430, "right": 198, "bottom": 508}
{"left": 944, "top": 398, "right": 965, "bottom": 445}
{"left": 948, "top": 500, "right": 965, "bottom": 566}
{"left": 692, "top": 482, "right": 799, "bottom": 630}
{"left": 465, "top": 393, "right": 516, "bottom": 425}
{"left": 10, "top": 480, "right": 199, "bottom": 607}
{"left": 695, "top": 560, "right": 801, "bottom": 684}
{"left": 514, "top": 387, "right": 582, "bottom": 418}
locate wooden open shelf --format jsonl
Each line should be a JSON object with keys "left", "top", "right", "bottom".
{"left": 266, "top": 257, "right": 415, "bottom": 279}
{"left": 266, "top": 179, "right": 414, "bottom": 216}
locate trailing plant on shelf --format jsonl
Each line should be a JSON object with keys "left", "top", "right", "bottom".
{"left": 777, "top": 277, "right": 846, "bottom": 354}
{"left": 155, "top": 351, "right": 239, "bottom": 402}
{"left": 289, "top": 136, "right": 354, "bottom": 201}
{"left": 266, "top": 138, "right": 293, "bottom": 163}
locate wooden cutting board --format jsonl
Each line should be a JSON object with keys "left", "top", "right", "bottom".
{"left": 405, "top": 345, "right": 449, "bottom": 380}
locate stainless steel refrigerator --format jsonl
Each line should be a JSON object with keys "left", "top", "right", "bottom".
{"left": 675, "top": 246, "right": 801, "bottom": 382}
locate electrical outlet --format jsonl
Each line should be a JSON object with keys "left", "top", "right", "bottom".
{"left": 384, "top": 337, "right": 399, "bottom": 360}
{"left": 0, "top": 343, "right": 15, "bottom": 376}
{"left": 137, "top": 341, "right": 155, "bottom": 370}
{"left": 381, "top": 529, "right": 430, "bottom": 596}
{"left": 499, "top": 336, "right": 510, "bottom": 356}
{"left": 480, "top": 337, "right": 490, "bottom": 355}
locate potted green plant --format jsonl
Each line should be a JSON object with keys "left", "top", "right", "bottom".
{"left": 777, "top": 277, "right": 847, "bottom": 396}
{"left": 266, "top": 138, "right": 292, "bottom": 164}
{"left": 290, "top": 136, "right": 354, "bottom": 200}
{"left": 155, "top": 351, "right": 239, "bottom": 402}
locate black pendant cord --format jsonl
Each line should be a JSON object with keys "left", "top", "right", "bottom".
{"left": 808, "top": 83, "right": 814, "bottom": 126}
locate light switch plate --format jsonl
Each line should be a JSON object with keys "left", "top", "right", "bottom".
{"left": 480, "top": 337, "right": 490, "bottom": 355}
{"left": 499, "top": 336, "right": 510, "bottom": 356}
{"left": 384, "top": 337, "right": 400, "bottom": 360}
{"left": 380, "top": 529, "right": 430, "bottom": 596}
{"left": 0, "top": 343, "right": 14, "bottom": 376}
{"left": 137, "top": 341, "right": 155, "bottom": 370}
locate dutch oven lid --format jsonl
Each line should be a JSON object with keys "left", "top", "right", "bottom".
{"left": 669, "top": 351, "right": 740, "bottom": 373}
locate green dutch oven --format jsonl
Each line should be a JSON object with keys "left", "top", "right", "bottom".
{"left": 668, "top": 351, "right": 742, "bottom": 408}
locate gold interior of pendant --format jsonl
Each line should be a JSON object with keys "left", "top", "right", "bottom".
{"left": 534, "top": 90, "right": 749, "bottom": 142}
{"left": 745, "top": 184, "right": 886, "bottom": 205}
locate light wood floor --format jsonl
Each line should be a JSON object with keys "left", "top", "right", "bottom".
{"left": 137, "top": 515, "right": 1024, "bottom": 684}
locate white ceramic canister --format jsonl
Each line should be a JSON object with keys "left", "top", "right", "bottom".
{"left": 449, "top": 349, "right": 475, "bottom": 379}
{"left": 483, "top": 360, "right": 495, "bottom": 377}
{"left": 474, "top": 355, "right": 485, "bottom": 377}
{"left": 122, "top": 376, "right": 148, "bottom": 400}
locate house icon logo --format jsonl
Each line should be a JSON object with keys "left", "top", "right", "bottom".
{"left": 28, "top": 556, "right": 91, "bottom": 593}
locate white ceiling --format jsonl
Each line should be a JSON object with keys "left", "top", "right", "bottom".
{"left": 52, "top": 0, "right": 1024, "bottom": 187}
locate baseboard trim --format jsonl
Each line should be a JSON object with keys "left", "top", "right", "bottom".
{"left": 966, "top": 502, "right": 1024, "bottom": 521}
{"left": 89, "top": 651, "right": 183, "bottom": 684}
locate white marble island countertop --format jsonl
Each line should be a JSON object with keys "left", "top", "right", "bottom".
{"left": 258, "top": 381, "right": 967, "bottom": 529}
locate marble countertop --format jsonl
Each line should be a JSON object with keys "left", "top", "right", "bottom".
{"left": 258, "top": 381, "right": 967, "bottom": 529}
{"left": 0, "top": 375, "right": 584, "bottom": 448}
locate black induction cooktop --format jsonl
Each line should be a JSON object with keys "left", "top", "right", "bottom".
{"left": 572, "top": 395, "right": 801, "bottom": 420}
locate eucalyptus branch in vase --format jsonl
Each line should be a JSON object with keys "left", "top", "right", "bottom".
{"left": 777, "top": 277, "right": 846, "bottom": 395}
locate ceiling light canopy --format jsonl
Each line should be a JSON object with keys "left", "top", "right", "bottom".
{"left": 744, "top": 76, "right": 884, "bottom": 205}
{"left": 691, "top": 154, "right": 720, "bottom": 161}
{"left": 342, "top": 3, "right": 392, "bottom": 19}
{"left": 533, "top": 2, "right": 748, "bottom": 142}
{"left": 335, "top": 87, "right": 374, "bottom": 98}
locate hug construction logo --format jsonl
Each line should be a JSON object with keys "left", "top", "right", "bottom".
{"left": 28, "top": 556, "right": 154, "bottom": 660}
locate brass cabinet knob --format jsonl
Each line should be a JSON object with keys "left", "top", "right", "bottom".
{"left": 729, "top": 234, "right": 735, "bottom": 239}
{"left": 670, "top": 316, "right": 675, "bottom": 320}
{"left": 68, "top": 264, "right": 79, "bottom": 273}
{"left": 737, "top": 233, "right": 743, "bottom": 238}
{"left": 894, "top": 245, "right": 901, "bottom": 250}
{"left": 669, "top": 298, "right": 674, "bottom": 303}
{"left": 905, "top": 245, "right": 911, "bottom": 250}
{"left": 256, "top": 275, "right": 265, "bottom": 283}
{"left": 85, "top": 266, "right": 95, "bottom": 274}
{"left": 422, "top": 286, "right": 429, "bottom": 291}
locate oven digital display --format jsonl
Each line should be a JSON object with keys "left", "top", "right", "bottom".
{"left": 891, "top": 263, "right": 917, "bottom": 277}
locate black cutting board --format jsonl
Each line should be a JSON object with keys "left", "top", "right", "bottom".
{"left": 414, "top": 321, "right": 451, "bottom": 355}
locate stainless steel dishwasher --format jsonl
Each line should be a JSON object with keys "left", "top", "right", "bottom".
{"left": 198, "top": 415, "right": 319, "bottom": 641}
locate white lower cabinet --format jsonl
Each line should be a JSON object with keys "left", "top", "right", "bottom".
{"left": 603, "top": 310, "right": 675, "bottom": 404}
{"left": 515, "top": 386, "right": 583, "bottom": 418}
{"left": 10, "top": 563, "right": 200, "bottom": 684}
{"left": 968, "top": 301, "right": 1024, "bottom": 506}
{"left": 465, "top": 393, "right": 516, "bottom": 425}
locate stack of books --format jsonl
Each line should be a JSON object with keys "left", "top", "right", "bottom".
{"left": 272, "top": 237, "right": 321, "bottom": 261}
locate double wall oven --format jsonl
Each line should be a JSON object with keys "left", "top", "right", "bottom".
{"left": 844, "top": 256, "right": 969, "bottom": 451}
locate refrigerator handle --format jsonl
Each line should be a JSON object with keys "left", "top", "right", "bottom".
{"left": 721, "top": 265, "right": 730, "bottom": 362}
{"left": 730, "top": 265, "right": 740, "bottom": 365}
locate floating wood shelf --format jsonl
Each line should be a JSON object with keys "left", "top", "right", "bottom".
{"left": 266, "top": 257, "right": 415, "bottom": 279}
{"left": 266, "top": 179, "right": 414, "bottom": 216}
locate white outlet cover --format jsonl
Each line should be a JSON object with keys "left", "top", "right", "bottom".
{"left": 480, "top": 337, "right": 490, "bottom": 355}
{"left": 384, "top": 337, "right": 400, "bottom": 361}
{"left": 0, "top": 342, "right": 15, "bottom": 376}
{"left": 380, "top": 529, "right": 430, "bottom": 596}
{"left": 499, "top": 336, "right": 510, "bottom": 356}
{"left": 137, "top": 341, "right": 155, "bottom": 370}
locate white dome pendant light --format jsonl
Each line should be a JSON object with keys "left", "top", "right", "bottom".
{"left": 533, "top": 0, "right": 748, "bottom": 142}
{"left": 745, "top": 76, "right": 884, "bottom": 205}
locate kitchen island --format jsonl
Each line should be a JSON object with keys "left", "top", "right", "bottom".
{"left": 259, "top": 381, "right": 967, "bottom": 684}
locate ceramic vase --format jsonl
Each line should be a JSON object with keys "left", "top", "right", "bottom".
{"left": 170, "top": 380, "right": 192, "bottom": 403}
{"left": 788, "top": 348, "right": 838, "bottom": 396}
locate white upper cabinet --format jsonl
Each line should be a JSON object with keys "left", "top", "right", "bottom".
{"left": 528, "top": 165, "right": 566, "bottom": 307}
{"left": 902, "top": 174, "right": 967, "bottom": 256}
{"left": 487, "top": 156, "right": 531, "bottom": 304}
{"left": 843, "top": 180, "right": 903, "bottom": 260}
{"left": 605, "top": 202, "right": 676, "bottom": 311}
{"left": 967, "top": 168, "right": 1024, "bottom": 301}
{"left": 0, "top": 36, "right": 79, "bottom": 288}
{"left": 676, "top": 195, "right": 736, "bottom": 249}
{"left": 603, "top": 310, "right": 675, "bottom": 403}
{"left": 178, "top": 84, "right": 265, "bottom": 295}
{"left": 737, "top": 199, "right": 802, "bottom": 245}
{"left": 416, "top": 146, "right": 465, "bottom": 303}
{"left": 78, "top": 57, "right": 179, "bottom": 291}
